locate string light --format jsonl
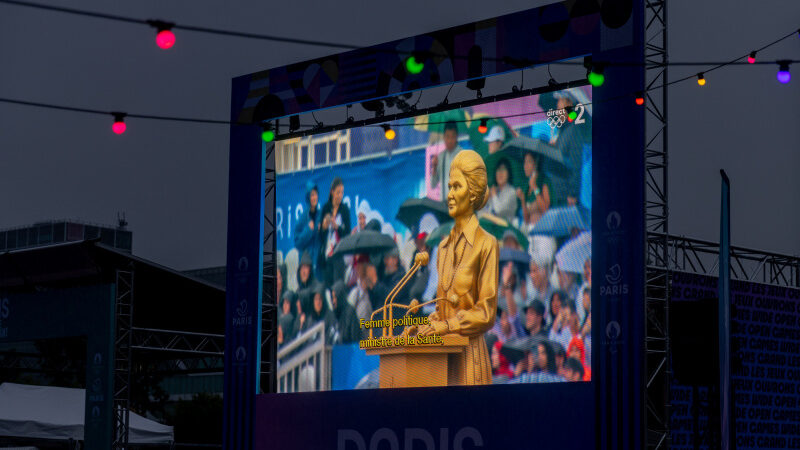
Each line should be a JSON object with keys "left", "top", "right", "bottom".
{"left": 147, "top": 20, "right": 176, "bottom": 50}
{"left": 747, "top": 52, "right": 756, "bottom": 64}
{"left": 584, "top": 58, "right": 605, "bottom": 87}
{"left": 156, "top": 29, "right": 175, "bottom": 49}
{"left": 478, "top": 118, "right": 488, "bottom": 134}
{"left": 405, "top": 56, "right": 424, "bottom": 74}
{"left": 381, "top": 124, "right": 396, "bottom": 140}
{"left": 261, "top": 124, "right": 275, "bottom": 142}
{"left": 777, "top": 61, "right": 791, "bottom": 84}
{"left": 635, "top": 92, "right": 645, "bottom": 106}
{"left": 587, "top": 69, "right": 604, "bottom": 87}
{"left": 0, "top": 24, "right": 797, "bottom": 138}
{"left": 2, "top": 0, "right": 798, "bottom": 72}
{"left": 111, "top": 112, "right": 126, "bottom": 134}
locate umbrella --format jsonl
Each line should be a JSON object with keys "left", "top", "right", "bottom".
{"left": 555, "top": 231, "right": 591, "bottom": 274}
{"left": 414, "top": 109, "right": 470, "bottom": 135}
{"left": 396, "top": 197, "right": 451, "bottom": 232}
{"left": 500, "top": 336, "right": 541, "bottom": 365}
{"left": 529, "top": 205, "right": 589, "bottom": 238}
{"left": 425, "top": 221, "right": 453, "bottom": 248}
{"left": 478, "top": 214, "right": 529, "bottom": 252}
{"left": 537, "top": 88, "right": 592, "bottom": 117}
{"left": 467, "top": 114, "right": 516, "bottom": 159}
{"left": 332, "top": 230, "right": 396, "bottom": 257}
{"left": 501, "top": 135, "right": 571, "bottom": 176}
{"left": 499, "top": 248, "right": 531, "bottom": 277}
{"left": 483, "top": 147, "right": 527, "bottom": 190}
{"left": 355, "top": 368, "right": 380, "bottom": 390}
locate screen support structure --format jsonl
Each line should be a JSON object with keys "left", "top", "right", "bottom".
{"left": 261, "top": 142, "right": 278, "bottom": 394}
{"left": 111, "top": 265, "right": 227, "bottom": 449}
{"left": 228, "top": 2, "right": 647, "bottom": 449}
{"left": 644, "top": 1, "right": 670, "bottom": 448}
{"left": 112, "top": 268, "right": 134, "bottom": 449}
{"left": 653, "top": 233, "right": 800, "bottom": 288}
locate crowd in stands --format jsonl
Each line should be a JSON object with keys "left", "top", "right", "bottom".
{"left": 276, "top": 90, "right": 592, "bottom": 386}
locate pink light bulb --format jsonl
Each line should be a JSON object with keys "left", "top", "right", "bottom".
{"left": 156, "top": 29, "right": 175, "bottom": 50}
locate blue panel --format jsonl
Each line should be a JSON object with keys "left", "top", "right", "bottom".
{"left": 223, "top": 75, "right": 266, "bottom": 450}
{"left": 255, "top": 383, "right": 594, "bottom": 449}
{"left": 592, "top": 39, "right": 646, "bottom": 450}
{"left": 0, "top": 285, "right": 116, "bottom": 450}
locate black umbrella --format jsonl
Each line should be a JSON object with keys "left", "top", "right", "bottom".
{"left": 500, "top": 336, "right": 540, "bottom": 365}
{"left": 499, "top": 135, "right": 572, "bottom": 180}
{"left": 332, "top": 230, "right": 396, "bottom": 257}
{"left": 396, "top": 197, "right": 451, "bottom": 231}
{"left": 499, "top": 248, "right": 531, "bottom": 278}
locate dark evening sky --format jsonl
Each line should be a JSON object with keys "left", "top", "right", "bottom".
{"left": 1, "top": 0, "right": 798, "bottom": 270}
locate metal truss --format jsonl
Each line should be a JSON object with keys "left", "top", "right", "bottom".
{"left": 644, "top": 1, "right": 671, "bottom": 449}
{"left": 148, "top": 356, "right": 223, "bottom": 374}
{"left": 652, "top": 232, "right": 800, "bottom": 288}
{"left": 262, "top": 142, "right": 278, "bottom": 393}
{"left": 645, "top": 234, "right": 800, "bottom": 447}
{"left": 0, "top": 351, "right": 78, "bottom": 374}
{"left": 113, "top": 269, "right": 133, "bottom": 449}
{"left": 131, "top": 328, "right": 225, "bottom": 356}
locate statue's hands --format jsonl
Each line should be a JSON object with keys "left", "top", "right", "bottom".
{"left": 418, "top": 320, "right": 448, "bottom": 336}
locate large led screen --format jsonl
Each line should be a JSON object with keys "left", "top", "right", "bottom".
{"left": 274, "top": 87, "right": 592, "bottom": 392}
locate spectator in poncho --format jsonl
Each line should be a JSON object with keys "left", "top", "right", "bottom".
{"left": 331, "top": 281, "right": 360, "bottom": 344}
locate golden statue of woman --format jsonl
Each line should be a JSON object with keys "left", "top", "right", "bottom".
{"left": 417, "top": 150, "right": 499, "bottom": 385}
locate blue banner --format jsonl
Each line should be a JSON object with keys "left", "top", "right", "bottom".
{"left": 670, "top": 272, "right": 800, "bottom": 449}
{"left": 224, "top": 77, "right": 265, "bottom": 450}
{"left": 276, "top": 149, "right": 426, "bottom": 258}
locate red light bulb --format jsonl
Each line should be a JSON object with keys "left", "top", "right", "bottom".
{"left": 112, "top": 121, "right": 126, "bottom": 134}
{"left": 747, "top": 52, "right": 756, "bottom": 64}
{"left": 477, "top": 118, "right": 488, "bottom": 134}
{"left": 156, "top": 29, "right": 175, "bottom": 49}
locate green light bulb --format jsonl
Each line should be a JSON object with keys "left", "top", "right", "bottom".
{"left": 406, "top": 56, "right": 424, "bottom": 74}
{"left": 568, "top": 111, "right": 578, "bottom": 121}
{"left": 587, "top": 71, "right": 605, "bottom": 87}
{"left": 261, "top": 130, "right": 275, "bottom": 142}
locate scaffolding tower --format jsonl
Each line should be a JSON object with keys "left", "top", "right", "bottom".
{"left": 644, "top": 1, "right": 671, "bottom": 448}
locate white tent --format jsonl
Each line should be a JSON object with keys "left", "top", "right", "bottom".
{"left": 0, "top": 383, "right": 173, "bottom": 444}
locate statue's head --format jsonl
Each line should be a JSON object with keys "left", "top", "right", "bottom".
{"left": 448, "top": 150, "right": 488, "bottom": 218}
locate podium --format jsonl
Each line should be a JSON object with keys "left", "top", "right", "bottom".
{"left": 365, "top": 335, "right": 470, "bottom": 388}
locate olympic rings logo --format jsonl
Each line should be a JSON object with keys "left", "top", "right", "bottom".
{"left": 546, "top": 110, "right": 566, "bottom": 129}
